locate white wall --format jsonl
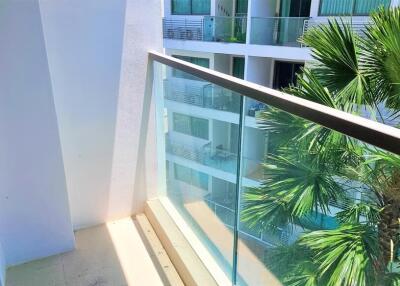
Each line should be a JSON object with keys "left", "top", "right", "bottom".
{"left": 310, "top": 0, "right": 320, "bottom": 17}
{"left": 246, "top": 56, "right": 273, "bottom": 86}
{"left": 39, "top": 0, "right": 163, "bottom": 229}
{"left": 214, "top": 54, "right": 232, "bottom": 74}
{"left": 0, "top": 0, "right": 75, "bottom": 266}
{"left": 251, "top": 0, "right": 277, "bottom": 17}
{"left": 392, "top": 0, "right": 400, "bottom": 7}
{"left": 0, "top": 242, "right": 5, "bottom": 286}
{"left": 39, "top": 0, "right": 127, "bottom": 229}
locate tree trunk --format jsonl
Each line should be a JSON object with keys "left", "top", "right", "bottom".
{"left": 377, "top": 171, "right": 400, "bottom": 281}
{"left": 378, "top": 200, "right": 400, "bottom": 267}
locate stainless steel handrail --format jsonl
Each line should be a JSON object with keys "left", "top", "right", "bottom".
{"left": 149, "top": 51, "right": 400, "bottom": 155}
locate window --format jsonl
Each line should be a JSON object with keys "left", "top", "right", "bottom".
{"left": 174, "top": 163, "right": 209, "bottom": 190}
{"left": 232, "top": 57, "right": 245, "bottom": 80}
{"left": 173, "top": 113, "right": 209, "bottom": 140}
{"left": 279, "top": 0, "right": 311, "bottom": 17}
{"left": 235, "top": 0, "right": 248, "bottom": 15}
{"left": 171, "top": 0, "right": 211, "bottom": 15}
{"left": 273, "top": 61, "right": 304, "bottom": 90}
{"left": 172, "top": 55, "right": 210, "bottom": 80}
{"left": 319, "top": 0, "right": 390, "bottom": 16}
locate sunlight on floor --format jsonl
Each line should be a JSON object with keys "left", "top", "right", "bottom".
{"left": 106, "top": 218, "right": 164, "bottom": 286}
{"left": 6, "top": 217, "right": 164, "bottom": 286}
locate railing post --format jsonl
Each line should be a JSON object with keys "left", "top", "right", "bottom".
{"left": 232, "top": 94, "right": 245, "bottom": 285}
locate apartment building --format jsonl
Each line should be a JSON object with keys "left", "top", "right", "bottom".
{"left": 161, "top": 0, "right": 400, "bottom": 272}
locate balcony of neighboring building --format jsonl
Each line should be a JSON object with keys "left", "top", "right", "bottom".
{"left": 163, "top": 0, "right": 393, "bottom": 59}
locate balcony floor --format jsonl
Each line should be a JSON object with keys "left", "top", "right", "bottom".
{"left": 6, "top": 217, "right": 169, "bottom": 286}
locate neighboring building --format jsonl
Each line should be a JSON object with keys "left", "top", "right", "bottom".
{"left": 161, "top": 0, "right": 399, "bottom": 263}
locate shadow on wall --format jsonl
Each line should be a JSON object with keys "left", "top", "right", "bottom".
{"left": 39, "top": 0, "right": 162, "bottom": 229}
{"left": 0, "top": 0, "right": 75, "bottom": 267}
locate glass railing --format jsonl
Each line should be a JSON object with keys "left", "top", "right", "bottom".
{"left": 163, "top": 77, "right": 241, "bottom": 113}
{"left": 250, "top": 17, "right": 308, "bottom": 47}
{"left": 151, "top": 53, "right": 400, "bottom": 285}
{"left": 163, "top": 16, "right": 247, "bottom": 43}
{"left": 203, "top": 16, "right": 247, "bottom": 43}
{"left": 165, "top": 134, "right": 263, "bottom": 181}
{"left": 303, "top": 18, "right": 371, "bottom": 37}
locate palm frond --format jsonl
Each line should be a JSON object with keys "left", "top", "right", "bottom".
{"left": 299, "top": 224, "right": 378, "bottom": 286}
{"left": 336, "top": 202, "right": 381, "bottom": 225}
{"left": 361, "top": 7, "right": 400, "bottom": 110}
{"left": 241, "top": 150, "right": 344, "bottom": 231}
{"left": 302, "top": 19, "right": 369, "bottom": 106}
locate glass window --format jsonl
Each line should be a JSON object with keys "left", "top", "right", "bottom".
{"left": 174, "top": 163, "right": 209, "bottom": 190}
{"left": 273, "top": 61, "right": 304, "bottom": 90}
{"left": 173, "top": 113, "right": 209, "bottom": 140}
{"left": 171, "top": 0, "right": 191, "bottom": 14}
{"left": 192, "top": 0, "right": 211, "bottom": 15}
{"left": 172, "top": 55, "right": 210, "bottom": 80}
{"left": 235, "top": 0, "right": 248, "bottom": 15}
{"left": 232, "top": 57, "right": 245, "bottom": 79}
{"left": 171, "top": 0, "right": 211, "bottom": 15}
{"left": 319, "top": 0, "right": 390, "bottom": 16}
{"left": 354, "top": 0, "right": 391, "bottom": 15}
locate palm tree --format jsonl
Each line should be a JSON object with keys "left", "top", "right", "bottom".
{"left": 241, "top": 8, "right": 400, "bottom": 286}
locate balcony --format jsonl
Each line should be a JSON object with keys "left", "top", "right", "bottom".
{"left": 164, "top": 78, "right": 241, "bottom": 113}
{"left": 6, "top": 50, "right": 399, "bottom": 285}
{"left": 163, "top": 16, "right": 247, "bottom": 43}
{"left": 2, "top": 3, "right": 400, "bottom": 284}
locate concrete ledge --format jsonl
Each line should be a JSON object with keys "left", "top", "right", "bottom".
{"left": 145, "top": 200, "right": 218, "bottom": 286}
{"left": 135, "top": 214, "right": 184, "bottom": 286}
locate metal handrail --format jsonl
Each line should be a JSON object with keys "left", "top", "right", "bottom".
{"left": 150, "top": 51, "right": 400, "bottom": 155}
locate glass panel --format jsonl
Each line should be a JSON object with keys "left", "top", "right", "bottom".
{"left": 319, "top": 0, "right": 390, "bottom": 16}
{"left": 203, "top": 16, "right": 247, "bottom": 43}
{"left": 154, "top": 56, "right": 400, "bottom": 285}
{"left": 235, "top": 0, "right": 248, "bottom": 15}
{"left": 250, "top": 18, "right": 307, "bottom": 47}
{"left": 174, "top": 163, "right": 209, "bottom": 190}
{"left": 171, "top": 0, "right": 191, "bottom": 15}
{"left": 232, "top": 57, "right": 245, "bottom": 79}
{"left": 172, "top": 112, "right": 209, "bottom": 140}
{"left": 172, "top": 55, "right": 210, "bottom": 80}
{"left": 237, "top": 97, "right": 400, "bottom": 285}
{"left": 279, "top": 0, "right": 312, "bottom": 17}
{"left": 154, "top": 61, "right": 243, "bottom": 281}
{"left": 319, "top": 0, "right": 353, "bottom": 15}
{"left": 354, "top": 0, "right": 391, "bottom": 15}
{"left": 273, "top": 61, "right": 304, "bottom": 90}
{"left": 192, "top": 0, "right": 211, "bottom": 15}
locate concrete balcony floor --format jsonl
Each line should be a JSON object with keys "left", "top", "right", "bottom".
{"left": 6, "top": 217, "right": 176, "bottom": 286}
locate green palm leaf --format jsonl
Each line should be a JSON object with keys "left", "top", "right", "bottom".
{"left": 299, "top": 224, "right": 378, "bottom": 286}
